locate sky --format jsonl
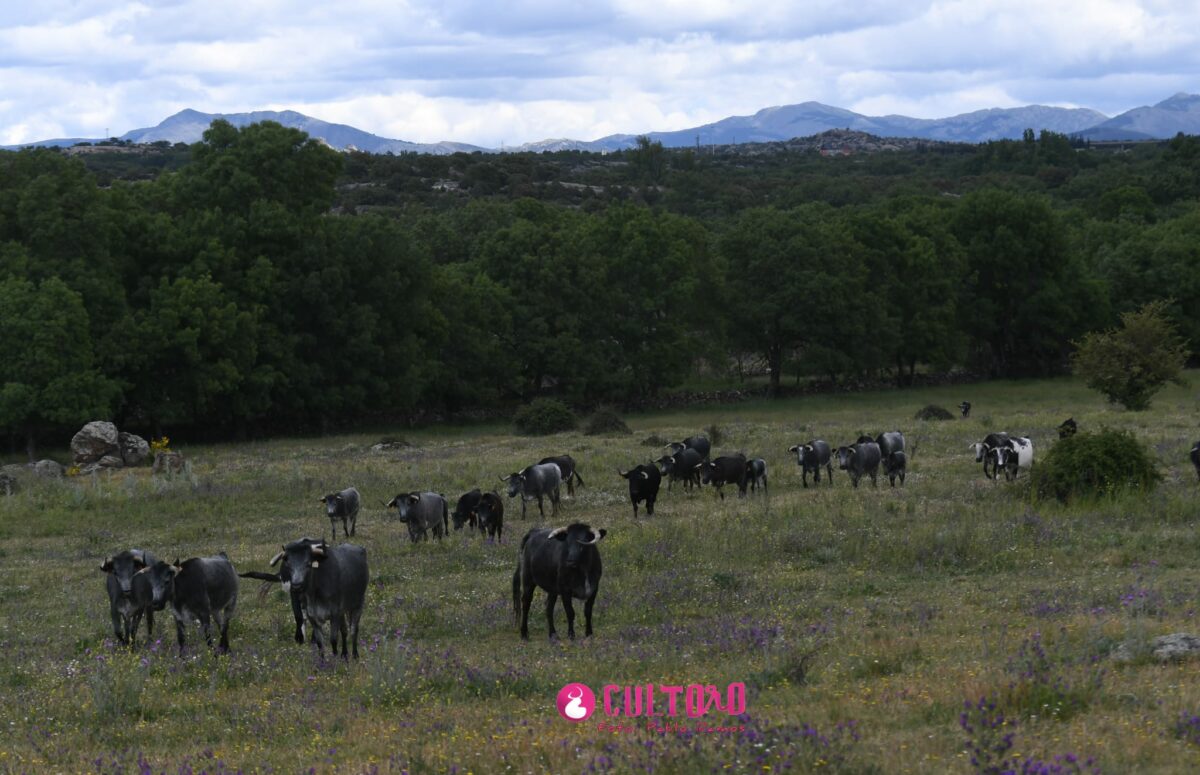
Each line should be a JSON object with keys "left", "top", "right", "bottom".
{"left": 1, "top": 0, "right": 1198, "bottom": 147}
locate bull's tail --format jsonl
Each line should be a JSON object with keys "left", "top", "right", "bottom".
{"left": 442, "top": 499, "right": 449, "bottom": 535}
{"left": 573, "top": 468, "right": 585, "bottom": 489}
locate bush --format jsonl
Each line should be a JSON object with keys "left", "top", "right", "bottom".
{"left": 914, "top": 404, "right": 954, "bottom": 421}
{"left": 513, "top": 399, "right": 576, "bottom": 436}
{"left": 584, "top": 407, "right": 630, "bottom": 435}
{"left": 1072, "top": 300, "right": 1189, "bottom": 410}
{"left": 1031, "top": 429, "right": 1161, "bottom": 503}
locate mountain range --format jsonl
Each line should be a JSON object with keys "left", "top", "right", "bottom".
{"left": 6, "top": 93, "right": 1200, "bottom": 155}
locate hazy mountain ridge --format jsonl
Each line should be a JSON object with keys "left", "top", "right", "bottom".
{"left": 5, "top": 94, "right": 1198, "bottom": 154}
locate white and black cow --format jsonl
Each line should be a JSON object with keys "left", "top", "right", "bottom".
{"left": 101, "top": 549, "right": 158, "bottom": 646}
{"left": 836, "top": 442, "right": 882, "bottom": 488}
{"left": 503, "top": 463, "right": 563, "bottom": 519}
{"left": 788, "top": 440, "right": 834, "bottom": 487}
{"left": 990, "top": 436, "right": 1034, "bottom": 481}
{"left": 274, "top": 539, "right": 368, "bottom": 660}
{"left": 513, "top": 523, "right": 605, "bottom": 640}
{"left": 387, "top": 491, "right": 449, "bottom": 542}
{"left": 143, "top": 553, "right": 238, "bottom": 653}
{"left": 971, "top": 432, "right": 1012, "bottom": 479}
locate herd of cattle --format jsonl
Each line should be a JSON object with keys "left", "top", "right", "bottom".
{"left": 100, "top": 421, "right": 1200, "bottom": 656}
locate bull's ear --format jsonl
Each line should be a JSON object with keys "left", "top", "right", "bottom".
{"left": 101, "top": 557, "right": 113, "bottom": 573}
{"left": 269, "top": 551, "right": 285, "bottom": 567}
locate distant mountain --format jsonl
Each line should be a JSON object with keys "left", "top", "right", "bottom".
{"left": 5, "top": 94, "right": 1198, "bottom": 155}
{"left": 1075, "top": 93, "right": 1200, "bottom": 141}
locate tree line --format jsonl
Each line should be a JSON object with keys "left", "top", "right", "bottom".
{"left": 2, "top": 120, "right": 1198, "bottom": 454}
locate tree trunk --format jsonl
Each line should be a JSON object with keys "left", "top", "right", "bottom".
{"left": 767, "top": 345, "right": 783, "bottom": 398}
{"left": 25, "top": 426, "right": 37, "bottom": 462}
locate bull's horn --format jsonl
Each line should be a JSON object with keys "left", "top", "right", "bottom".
{"left": 134, "top": 566, "right": 152, "bottom": 576}
{"left": 546, "top": 527, "right": 567, "bottom": 540}
{"left": 317, "top": 498, "right": 325, "bottom": 503}
{"left": 499, "top": 476, "right": 508, "bottom": 482}
{"left": 269, "top": 551, "right": 285, "bottom": 567}
{"left": 788, "top": 445, "right": 798, "bottom": 453}
{"left": 640, "top": 471, "right": 649, "bottom": 480}
{"left": 617, "top": 468, "right": 627, "bottom": 477}
{"left": 581, "top": 529, "right": 607, "bottom": 545}
{"left": 312, "top": 544, "right": 327, "bottom": 557}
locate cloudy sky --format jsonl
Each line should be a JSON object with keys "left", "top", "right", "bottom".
{"left": 1, "top": 0, "right": 1198, "bottom": 147}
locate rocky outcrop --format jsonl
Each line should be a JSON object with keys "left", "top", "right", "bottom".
{"left": 152, "top": 451, "right": 186, "bottom": 475}
{"left": 1114, "top": 633, "right": 1200, "bottom": 663}
{"left": 71, "top": 421, "right": 119, "bottom": 466}
{"left": 118, "top": 432, "right": 150, "bottom": 466}
{"left": 31, "top": 460, "right": 64, "bottom": 478}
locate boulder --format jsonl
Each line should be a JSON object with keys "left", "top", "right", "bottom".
{"left": 118, "top": 432, "right": 150, "bottom": 466}
{"left": 0, "top": 470, "right": 17, "bottom": 495}
{"left": 30, "top": 460, "right": 64, "bottom": 478}
{"left": 71, "top": 421, "right": 119, "bottom": 465}
{"left": 1114, "top": 632, "right": 1200, "bottom": 663}
{"left": 152, "top": 451, "right": 186, "bottom": 475}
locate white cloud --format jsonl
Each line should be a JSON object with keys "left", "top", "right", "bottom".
{"left": 0, "top": 0, "right": 1198, "bottom": 146}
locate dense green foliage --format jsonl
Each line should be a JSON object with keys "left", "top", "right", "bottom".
{"left": 512, "top": 398, "right": 577, "bottom": 435}
{"left": 3, "top": 122, "right": 1200, "bottom": 448}
{"left": 1031, "top": 428, "right": 1162, "bottom": 502}
{"left": 1071, "top": 301, "right": 1190, "bottom": 410}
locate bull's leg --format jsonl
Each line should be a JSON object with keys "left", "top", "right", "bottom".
{"left": 646, "top": 496, "right": 655, "bottom": 516}
{"left": 826, "top": 463, "right": 834, "bottom": 483}
{"left": 348, "top": 609, "right": 360, "bottom": 657}
{"left": 851, "top": 473, "right": 860, "bottom": 489}
{"left": 808, "top": 467, "right": 815, "bottom": 486}
{"left": 584, "top": 590, "right": 597, "bottom": 637}
{"left": 330, "top": 519, "right": 338, "bottom": 543}
{"left": 870, "top": 471, "right": 878, "bottom": 487}
{"left": 521, "top": 498, "right": 528, "bottom": 520}
{"left": 537, "top": 495, "right": 545, "bottom": 519}
{"left": 309, "top": 615, "right": 327, "bottom": 657}
{"left": 519, "top": 578, "right": 535, "bottom": 641}
{"left": 175, "top": 617, "right": 187, "bottom": 652}
{"left": 544, "top": 591, "right": 559, "bottom": 640}
{"left": 566, "top": 476, "right": 575, "bottom": 497}
{"left": 717, "top": 485, "right": 724, "bottom": 501}
{"left": 125, "top": 613, "right": 138, "bottom": 647}
{"left": 145, "top": 609, "right": 154, "bottom": 644}
{"left": 291, "top": 593, "right": 305, "bottom": 644}
{"left": 562, "top": 596, "right": 577, "bottom": 639}
{"left": 111, "top": 604, "right": 126, "bottom": 645}
{"left": 338, "top": 614, "right": 350, "bottom": 661}
{"left": 632, "top": 500, "right": 638, "bottom": 519}
{"left": 199, "top": 609, "right": 214, "bottom": 648}
{"left": 763, "top": 474, "right": 768, "bottom": 496}
{"left": 350, "top": 511, "right": 357, "bottom": 536}
{"left": 551, "top": 487, "right": 560, "bottom": 516}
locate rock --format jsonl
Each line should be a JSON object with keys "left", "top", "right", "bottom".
{"left": 1114, "top": 632, "right": 1200, "bottom": 663}
{"left": 370, "top": 439, "right": 411, "bottom": 452}
{"left": 0, "top": 470, "right": 17, "bottom": 495}
{"left": 152, "top": 451, "right": 186, "bottom": 475}
{"left": 71, "top": 421, "right": 119, "bottom": 465}
{"left": 118, "top": 432, "right": 150, "bottom": 466}
{"left": 98, "top": 455, "right": 124, "bottom": 469}
{"left": 30, "top": 460, "right": 64, "bottom": 478}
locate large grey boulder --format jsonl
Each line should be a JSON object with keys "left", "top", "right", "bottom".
{"left": 118, "top": 432, "right": 150, "bottom": 466}
{"left": 30, "top": 460, "right": 64, "bottom": 478}
{"left": 71, "top": 421, "right": 119, "bottom": 465}
{"left": 1114, "top": 632, "right": 1200, "bottom": 663}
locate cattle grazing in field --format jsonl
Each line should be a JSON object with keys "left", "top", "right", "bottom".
{"left": 451, "top": 489, "right": 483, "bottom": 532}
{"left": 971, "top": 432, "right": 1011, "bottom": 479}
{"left": 699, "top": 454, "right": 749, "bottom": 500}
{"left": 143, "top": 553, "right": 238, "bottom": 653}
{"left": 990, "top": 436, "right": 1034, "bottom": 481}
{"left": 539, "top": 455, "right": 585, "bottom": 497}
{"left": 237, "top": 537, "right": 324, "bottom": 644}
{"left": 959, "top": 401, "right": 971, "bottom": 418}
{"left": 655, "top": 449, "right": 703, "bottom": 491}
{"left": 745, "top": 458, "right": 768, "bottom": 494}
{"left": 320, "top": 487, "right": 360, "bottom": 542}
{"left": 387, "top": 491, "right": 449, "bottom": 541}
{"left": 273, "top": 539, "right": 369, "bottom": 659}
{"left": 836, "top": 442, "right": 882, "bottom": 488}
{"left": 101, "top": 549, "right": 158, "bottom": 646}
{"left": 503, "top": 463, "right": 563, "bottom": 519}
{"left": 884, "top": 451, "right": 907, "bottom": 487}
{"left": 1058, "top": 418, "right": 1078, "bottom": 439}
{"left": 475, "top": 491, "right": 505, "bottom": 541}
{"left": 788, "top": 440, "right": 834, "bottom": 487}
{"left": 666, "top": 435, "right": 711, "bottom": 461}
{"left": 513, "top": 523, "right": 606, "bottom": 640}
{"left": 1191, "top": 442, "right": 1200, "bottom": 481}
{"left": 619, "top": 464, "right": 662, "bottom": 518}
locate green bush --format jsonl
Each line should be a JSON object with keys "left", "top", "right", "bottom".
{"left": 584, "top": 407, "right": 630, "bottom": 435}
{"left": 1071, "top": 300, "right": 1189, "bottom": 411}
{"left": 513, "top": 398, "right": 577, "bottom": 436}
{"left": 1031, "top": 429, "right": 1161, "bottom": 503}
{"left": 914, "top": 404, "right": 954, "bottom": 421}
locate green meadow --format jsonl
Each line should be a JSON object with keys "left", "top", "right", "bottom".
{"left": 2, "top": 375, "right": 1200, "bottom": 774}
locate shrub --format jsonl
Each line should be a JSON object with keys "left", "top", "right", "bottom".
{"left": 513, "top": 399, "right": 576, "bottom": 436}
{"left": 1031, "top": 429, "right": 1161, "bottom": 503}
{"left": 914, "top": 404, "right": 954, "bottom": 421}
{"left": 1071, "top": 300, "right": 1189, "bottom": 410}
{"left": 584, "top": 407, "right": 630, "bottom": 435}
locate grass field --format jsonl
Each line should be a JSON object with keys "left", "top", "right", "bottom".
{"left": 3, "top": 375, "right": 1200, "bottom": 774}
